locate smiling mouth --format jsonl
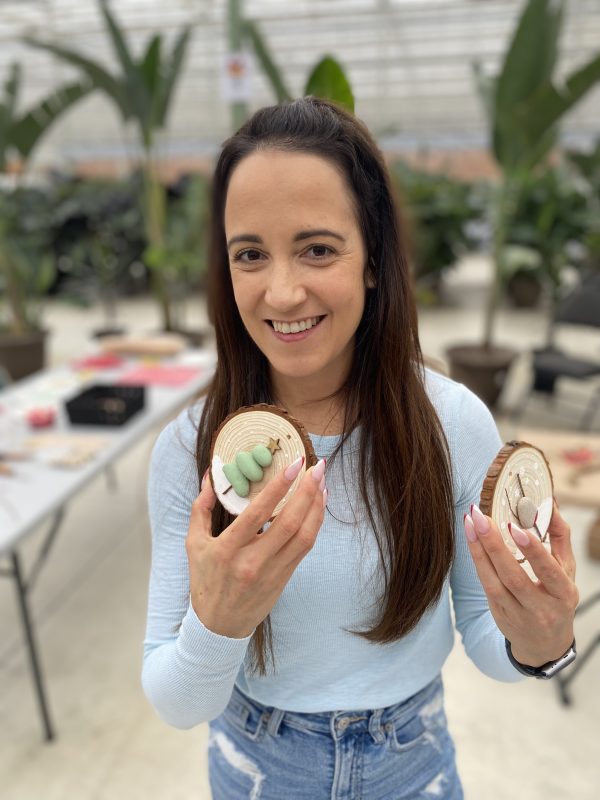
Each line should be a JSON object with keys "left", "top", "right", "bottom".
{"left": 267, "top": 315, "right": 326, "bottom": 334}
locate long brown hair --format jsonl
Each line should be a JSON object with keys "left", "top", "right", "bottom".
{"left": 196, "top": 97, "right": 454, "bottom": 675}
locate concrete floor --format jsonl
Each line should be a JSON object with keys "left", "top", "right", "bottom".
{"left": 1, "top": 257, "right": 600, "bottom": 799}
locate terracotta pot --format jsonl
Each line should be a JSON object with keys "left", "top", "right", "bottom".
{"left": 445, "top": 343, "right": 518, "bottom": 408}
{"left": 0, "top": 330, "right": 48, "bottom": 382}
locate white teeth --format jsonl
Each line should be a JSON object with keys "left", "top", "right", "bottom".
{"left": 272, "top": 316, "right": 321, "bottom": 334}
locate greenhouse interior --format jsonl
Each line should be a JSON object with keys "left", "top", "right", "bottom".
{"left": 1, "top": 1, "right": 599, "bottom": 798}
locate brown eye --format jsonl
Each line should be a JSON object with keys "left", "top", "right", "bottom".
{"left": 306, "top": 245, "right": 334, "bottom": 259}
{"left": 234, "top": 249, "right": 263, "bottom": 263}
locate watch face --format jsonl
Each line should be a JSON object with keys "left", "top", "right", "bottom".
{"left": 483, "top": 443, "right": 554, "bottom": 580}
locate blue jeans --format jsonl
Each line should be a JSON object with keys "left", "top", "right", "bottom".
{"left": 208, "top": 676, "right": 463, "bottom": 799}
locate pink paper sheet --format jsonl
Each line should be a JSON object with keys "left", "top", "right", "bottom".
{"left": 117, "top": 365, "right": 202, "bottom": 387}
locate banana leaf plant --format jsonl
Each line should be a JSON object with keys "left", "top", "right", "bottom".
{"left": 242, "top": 18, "right": 354, "bottom": 111}
{"left": 24, "top": 0, "right": 192, "bottom": 331}
{"left": 0, "top": 63, "right": 91, "bottom": 335}
{"left": 473, "top": 0, "right": 600, "bottom": 349}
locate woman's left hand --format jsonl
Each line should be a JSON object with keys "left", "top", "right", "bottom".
{"left": 464, "top": 500, "right": 579, "bottom": 667}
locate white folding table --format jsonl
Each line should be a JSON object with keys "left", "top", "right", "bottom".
{"left": 0, "top": 350, "right": 216, "bottom": 741}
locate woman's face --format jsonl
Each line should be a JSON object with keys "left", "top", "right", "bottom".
{"left": 224, "top": 150, "right": 369, "bottom": 395}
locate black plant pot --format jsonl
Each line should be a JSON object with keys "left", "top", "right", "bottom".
{"left": 445, "top": 343, "right": 518, "bottom": 409}
{"left": 506, "top": 272, "right": 543, "bottom": 308}
{"left": 0, "top": 330, "right": 48, "bottom": 382}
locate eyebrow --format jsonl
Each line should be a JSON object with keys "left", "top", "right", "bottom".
{"left": 226, "top": 228, "right": 346, "bottom": 249}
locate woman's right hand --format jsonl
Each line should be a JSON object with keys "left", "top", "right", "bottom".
{"left": 185, "top": 458, "right": 327, "bottom": 638}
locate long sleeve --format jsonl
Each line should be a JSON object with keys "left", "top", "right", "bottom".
{"left": 448, "top": 385, "right": 524, "bottom": 682}
{"left": 141, "top": 408, "right": 253, "bottom": 729}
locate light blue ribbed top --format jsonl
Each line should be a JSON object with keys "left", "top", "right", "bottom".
{"left": 142, "top": 368, "right": 522, "bottom": 729}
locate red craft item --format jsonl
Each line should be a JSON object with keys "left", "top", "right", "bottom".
{"left": 26, "top": 407, "right": 57, "bottom": 428}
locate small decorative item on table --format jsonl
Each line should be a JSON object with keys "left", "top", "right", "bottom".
{"left": 26, "top": 407, "right": 57, "bottom": 429}
{"left": 65, "top": 384, "right": 145, "bottom": 426}
{"left": 210, "top": 404, "right": 317, "bottom": 518}
{"left": 480, "top": 440, "right": 554, "bottom": 581}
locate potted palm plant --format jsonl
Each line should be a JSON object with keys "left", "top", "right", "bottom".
{"left": 24, "top": 0, "right": 193, "bottom": 333}
{"left": 445, "top": 0, "right": 600, "bottom": 407}
{"left": 0, "top": 63, "right": 91, "bottom": 379}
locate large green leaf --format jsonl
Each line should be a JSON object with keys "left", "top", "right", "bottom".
{"left": 140, "top": 35, "right": 162, "bottom": 96}
{"left": 304, "top": 56, "right": 354, "bottom": 112}
{"left": 22, "top": 37, "right": 130, "bottom": 119}
{"left": 11, "top": 79, "right": 94, "bottom": 159}
{"left": 493, "top": 0, "right": 564, "bottom": 168}
{"left": 242, "top": 19, "right": 292, "bottom": 103}
{"left": 98, "top": 0, "right": 151, "bottom": 142}
{"left": 157, "top": 27, "right": 192, "bottom": 127}
{"left": 140, "top": 34, "right": 162, "bottom": 130}
{"left": 3, "top": 63, "right": 20, "bottom": 121}
{"left": 0, "top": 64, "right": 21, "bottom": 170}
{"left": 515, "top": 52, "right": 600, "bottom": 167}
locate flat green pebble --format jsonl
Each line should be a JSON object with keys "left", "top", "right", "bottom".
{"left": 223, "top": 463, "right": 250, "bottom": 497}
{"left": 252, "top": 445, "right": 273, "bottom": 467}
{"left": 236, "top": 450, "right": 264, "bottom": 481}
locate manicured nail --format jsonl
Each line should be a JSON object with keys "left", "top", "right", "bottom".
{"left": 322, "top": 488, "right": 328, "bottom": 509}
{"left": 508, "top": 522, "right": 530, "bottom": 548}
{"left": 319, "top": 475, "right": 326, "bottom": 492}
{"left": 202, "top": 468, "right": 209, "bottom": 488}
{"left": 312, "top": 458, "right": 326, "bottom": 482}
{"left": 464, "top": 513, "right": 477, "bottom": 543}
{"left": 471, "top": 505, "right": 490, "bottom": 535}
{"left": 284, "top": 456, "right": 304, "bottom": 482}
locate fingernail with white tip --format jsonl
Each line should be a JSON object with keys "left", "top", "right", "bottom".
{"left": 312, "top": 458, "right": 326, "bottom": 482}
{"left": 464, "top": 513, "right": 477, "bottom": 543}
{"left": 284, "top": 456, "right": 304, "bottom": 482}
{"left": 471, "top": 504, "right": 490, "bottom": 535}
{"left": 509, "top": 522, "right": 530, "bottom": 548}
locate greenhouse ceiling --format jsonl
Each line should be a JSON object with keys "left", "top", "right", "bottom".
{"left": 1, "top": 0, "right": 599, "bottom": 167}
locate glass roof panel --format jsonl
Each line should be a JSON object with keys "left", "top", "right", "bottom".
{"left": 0, "top": 0, "right": 597, "bottom": 166}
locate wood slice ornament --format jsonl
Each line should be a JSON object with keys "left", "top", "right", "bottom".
{"left": 210, "top": 404, "right": 317, "bottom": 518}
{"left": 480, "top": 441, "right": 554, "bottom": 581}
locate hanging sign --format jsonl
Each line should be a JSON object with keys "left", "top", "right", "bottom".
{"left": 221, "top": 52, "right": 254, "bottom": 102}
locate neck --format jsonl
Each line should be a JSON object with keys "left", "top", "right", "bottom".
{"left": 270, "top": 373, "right": 347, "bottom": 436}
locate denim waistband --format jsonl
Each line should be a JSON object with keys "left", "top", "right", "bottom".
{"left": 225, "top": 676, "right": 443, "bottom": 743}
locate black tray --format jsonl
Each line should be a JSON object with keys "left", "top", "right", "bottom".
{"left": 65, "top": 384, "right": 145, "bottom": 426}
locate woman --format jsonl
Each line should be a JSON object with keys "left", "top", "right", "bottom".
{"left": 142, "top": 97, "right": 578, "bottom": 799}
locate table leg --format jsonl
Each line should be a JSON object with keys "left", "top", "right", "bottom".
{"left": 555, "top": 590, "right": 600, "bottom": 707}
{"left": 10, "top": 551, "right": 55, "bottom": 742}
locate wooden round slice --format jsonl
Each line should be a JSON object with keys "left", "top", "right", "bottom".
{"left": 480, "top": 441, "right": 554, "bottom": 580}
{"left": 210, "top": 404, "right": 317, "bottom": 517}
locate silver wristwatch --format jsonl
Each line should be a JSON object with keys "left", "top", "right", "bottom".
{"left": 505, "top": 638, "right": 577, "bottom": 679}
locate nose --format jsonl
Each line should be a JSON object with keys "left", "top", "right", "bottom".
{"left": 264, "top": 263, "right": 307, "bottom": 312}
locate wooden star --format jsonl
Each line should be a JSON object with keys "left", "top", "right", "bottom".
{"left": 267, "top": 437, "right": 281, "bottom": 455}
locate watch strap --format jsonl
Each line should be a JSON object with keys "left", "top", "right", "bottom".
{"left": 505, "top": 638, "right": 577, "bottom": 679}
